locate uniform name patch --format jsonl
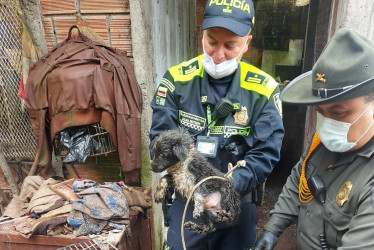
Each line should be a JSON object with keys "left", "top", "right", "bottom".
{"left": 179, "top": 111, "right": 206, "bottom": 132}
{"left": 157, "top": 86, "right": 167, "bottom": 98}
{"left": 210, "top": 125, "right": 251, "bottom": 138}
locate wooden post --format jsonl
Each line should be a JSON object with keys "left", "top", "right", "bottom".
{"left": 0, "top": 149, "right": 20, "bottom": 196}
{"left": 64, "top": 164, "right": 79, "bottom": 179}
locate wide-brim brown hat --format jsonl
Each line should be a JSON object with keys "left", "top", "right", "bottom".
{"left": 280, "top": 28, "right": 374, "bottom": 105}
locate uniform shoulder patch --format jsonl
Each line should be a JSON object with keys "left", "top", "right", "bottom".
{"left": 169, "top": 55, "right": 204, "bottom": 82}
{"left": 273, "top": 93, "right": 282, "bottom": 117}
{"left": 160, "top": 78, "right": 175, "bottom": 93}
{"left": 155, "top": 96, "right": 166, "bottom": 106}
{"left": 240, "top": 61, "right": 278, "bottom": 99}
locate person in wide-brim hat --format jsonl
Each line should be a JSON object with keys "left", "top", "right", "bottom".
{"left": 254, "top": 28, "right": 374, "bottom": 250}
{"left": 281, "top": 27, "right": 374, "bottom": 105}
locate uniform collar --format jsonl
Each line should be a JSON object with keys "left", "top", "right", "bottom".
{"left": 355, "top": 135, "right": 374, "bottom": 158}
{"left": 200, "top": 62, "right": 242, "bottom": 105}
{"left": 328, "top": 135, "right": 374, "bottom": 169}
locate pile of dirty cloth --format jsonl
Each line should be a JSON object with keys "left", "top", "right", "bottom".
{"left": 2, "top": 176, "right": 132, "bottom": 237}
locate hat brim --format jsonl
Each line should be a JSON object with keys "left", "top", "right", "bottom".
{"left": 202, "top": 17, "right": 251, "bottom": 37}
{"left": 280, "top": 71, "right": 374, "bottom": 105}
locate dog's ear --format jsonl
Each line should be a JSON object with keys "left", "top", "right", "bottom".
{"left": 173, "top": 144, "right": 189, "bottom": 161}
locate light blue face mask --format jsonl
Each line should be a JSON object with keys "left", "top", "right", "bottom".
{"left": 316, "top": 100, "right": 374, "bottom": 152}
{"left": 201, "top": 37, "right": 248, "bottom": 79}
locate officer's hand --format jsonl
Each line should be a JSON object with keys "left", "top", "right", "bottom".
{"left": 254, "top": 231, "right": 278, "bottom": 250}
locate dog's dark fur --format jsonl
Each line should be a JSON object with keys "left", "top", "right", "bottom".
{"left": 150, "top": 128, "right": 241, "bottom": 234}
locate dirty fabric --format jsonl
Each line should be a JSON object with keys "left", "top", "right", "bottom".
{"left": 13, "top": 214, "right": 69, "bottom": 238}
{"left": 72, "top": 179, "right": 97, "bottom": 191}
{"left": 67, "top": 180, "right": 130, "bottom": 236}
{"left": 3, "top": 176, "right": 75, "bottom": 238}
{"left": 32, "top": 215, "right": 69, "bottom": 236}
{"left": 13, "top": 217, "right": 36, "bottom": 238}
{"left": 3, "top": 176, "right": 61, "bottom": 218}
{"left": 27, "top": 178, "right": 62, "bottom": 214}
{"left": 30, "top": 202, "right": 71, "bottom": 237}
{"left": 10, "top": 189, "right": 72, "bottom": 238}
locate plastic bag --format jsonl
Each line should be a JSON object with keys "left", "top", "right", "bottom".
{"left": 60, "top": 126, "right": 101, "bottom": 163}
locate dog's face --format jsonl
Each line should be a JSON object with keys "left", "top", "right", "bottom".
{"left": 150, "top": 129, "right": 194, "bottom": 173}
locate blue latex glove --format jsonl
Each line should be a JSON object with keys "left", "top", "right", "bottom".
{"left": 254, "top": 231, "right": 279, "bottom": 250}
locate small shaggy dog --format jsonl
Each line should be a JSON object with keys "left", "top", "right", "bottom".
{"left": 150, "top": 128, "right": 241, "bottom": 234}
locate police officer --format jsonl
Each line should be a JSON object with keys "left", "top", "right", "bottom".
{"left": 150, "top": 0, "right": 284, "bottom": 249}
{"left": 254, "top": 28, "right": 374, "bottom": 250}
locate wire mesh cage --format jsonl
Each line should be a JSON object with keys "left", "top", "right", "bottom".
{"left": 0, "top": 0, "right": 37, "bottom": 160}
{"left": 57, "top": 235, "right": 119, "bottom": 250}
{"left": 53, "top": 123, "right": 116, "bottom": 158}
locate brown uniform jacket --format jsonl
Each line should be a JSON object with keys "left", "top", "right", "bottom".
{"left": 24, "top": 28, "right": 142, "bottom": 183}
{"left": 265, "top": 133, "right": 374, "bottom": 249}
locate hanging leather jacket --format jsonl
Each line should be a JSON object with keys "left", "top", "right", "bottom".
{"left": 25, "top": 26, "right": 142, "bottom": 183}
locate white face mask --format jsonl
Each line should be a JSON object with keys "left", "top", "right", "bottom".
{"left": 316, "top": 100, "right": 374, "bottom": 152}
{"left": 201, "top": 37, "right": 248, "bottom": 79}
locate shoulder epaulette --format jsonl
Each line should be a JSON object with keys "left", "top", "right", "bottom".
{"left": 239, "top": 61, "right": 278, "bottom": 99}
{"left": 169, "top": 55, "right": 204, "bottom": 82}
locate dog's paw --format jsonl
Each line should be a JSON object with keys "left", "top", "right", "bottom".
{"left": 184, "top": 222, "right": 215, "bottom": 234}
{"left": 217, "top": 210, "right": 234, "bottom": 223}
{"left": 154, "top": 191, "right": 165, "bottom": 203}
{"left": 154, "top": 186, "right": 167, "bottom": 203}
{"left": 193, "top": 207, "right": 204, "bottom": 219}
{"left": 184, "top": 221, "right": 197, "bottom": 231}
{"left": 154, "top": 178, "right": 169, "bottom": 203}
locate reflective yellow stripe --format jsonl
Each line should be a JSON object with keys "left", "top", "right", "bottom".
{"left": 169, "top": 55, "right": 204, "bottom": 82}
{"left": 240, "top": 61, "right": 278, "bottom": 99}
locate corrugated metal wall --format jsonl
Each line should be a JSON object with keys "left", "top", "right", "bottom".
{"left": 151, "top": 0, "right": 197, "bottom": 86}
{"left": 145, "top": 1, "right": 197, "bottom": 249}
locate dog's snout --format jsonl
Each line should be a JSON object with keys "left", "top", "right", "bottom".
{"left": 149, "top": 159, "right": 163, "bottom": 173}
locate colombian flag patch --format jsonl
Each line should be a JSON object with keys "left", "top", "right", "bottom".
{"left": 157, "top": 86, "right": 167, "bottom": 98}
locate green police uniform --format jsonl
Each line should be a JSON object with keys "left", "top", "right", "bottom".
{"left": 254, "top": 27, "right": 374, "bottom": 250}
{"left": 264, "top": 132, "right": 374, "bottom": 249}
